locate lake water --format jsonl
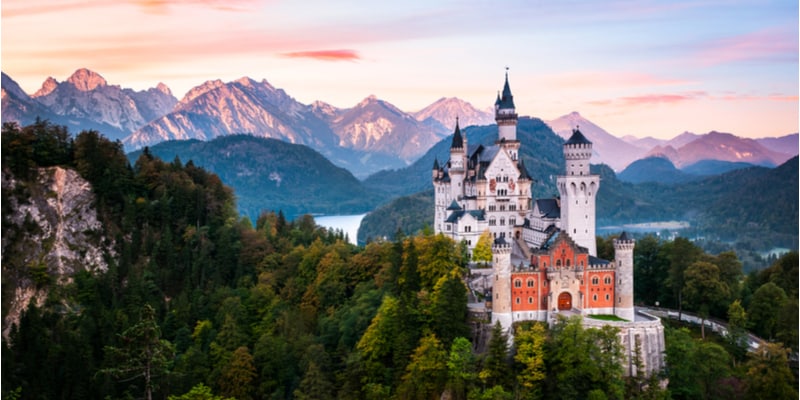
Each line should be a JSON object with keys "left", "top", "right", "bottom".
{"left": 315, "top": 214, "right": 367, "bottom": 245}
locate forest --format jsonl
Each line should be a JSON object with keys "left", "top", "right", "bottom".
{"left": 1, "top": 121, "right": 797, "bottom": 400}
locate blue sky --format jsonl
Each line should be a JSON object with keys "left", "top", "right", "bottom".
{"left": 2, "top": 0, "right": 797, "bottom": 138}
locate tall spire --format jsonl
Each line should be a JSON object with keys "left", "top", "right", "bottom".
{"left": 450, "top": 117, "right": 463, "bottom": 149}
{"left": 499, "top": 68, "right": 515, "bottom": 109}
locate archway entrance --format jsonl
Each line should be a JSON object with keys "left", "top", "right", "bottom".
{"left": 557, "top": 292, "right": 572, "bottom": 311}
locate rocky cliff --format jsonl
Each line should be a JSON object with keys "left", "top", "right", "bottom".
{"left": 1, "top": 167, "right": 112, "bottom": 338}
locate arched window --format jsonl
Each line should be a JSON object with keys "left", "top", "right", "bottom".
{"left": 604, "top": 276, "right": 612, "bottom": 285}
{"left": 592, "top": 294, "right": 598, "bottom": 302}
{"left": 566, "top": 259, "right": 571, "bottom": 267}
{"left": 591, "top": 277, "right": 599, "bottom": 285}
{"left": 516, "top": 297, "right": 521, "bottom": 304}
{"left": 528, "top": 297, "right": 534, "bottom": 304}
{"left": 514, "top": 279, "right": 522, "bottom": 288}
{"left": 527, "top": 279, "right": 535, "bottom": 287}
{"left": 605, "top": 294, "right": 610, "bottom": 301}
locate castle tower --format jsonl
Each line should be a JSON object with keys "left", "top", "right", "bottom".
{"left": 613, "top": 232, "right": 635, "bottom": 321}
{"left": 449, "top": 119, "right": 466, "bottom": 202}
{"left": 495, "top": 71, "right": 518, "bottom": 145}
{"left": 557, "top": 127, "right": 599, "bottom": 255}
{"left": 491, "top": 239, "right": 513, "bottom": 332}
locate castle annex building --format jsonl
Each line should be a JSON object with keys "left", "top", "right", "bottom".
{"left": 433, "top": 73, "right": 665, "bottom": 376}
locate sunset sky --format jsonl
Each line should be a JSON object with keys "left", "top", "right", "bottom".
{"left": 2, "top": 0, "right": 798, "bottom": 139}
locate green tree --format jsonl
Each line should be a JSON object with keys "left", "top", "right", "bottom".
{"left": 101, "top": 304, "right": 175, "bottom": 400}
{"left": 473, "top": 230, "right": 493, "bottom": 265}
{"left": 480, "top": 322, "right": 511, "bottom": 389}
{"left": 747, "top": 282, "right": 787, "bottom": 340}
{"left": 725, "top": 300, "right": 749, "bottom": 363}
{"left": 514, "top": 323, "right": 547, "bottom": 400}
{"left": 397, "top": 333, "right": 449, "bottom": 400}
{"left": 683, "top": 261, "right": 729, "bottom": 339}
{"left": 168, "top": 383, "right": 234, "bottom": 400}
{"left": 694, "top": 341, "right": 732, "bottom": 400}
{"left": 664, "top": 328, "right": 700, "bottom": 399}
{"left": 217, "top": 346, "right": 256, "bottom": 400}
{"left": 662, "top": 237, "right": 703, "bottom": 320}
{"left": 293, "top": 361, "right": 334, "bottom": 400}
{"left": 447, "top": 337, "right": 476, "bottom": 400}
{"left": 743, "top": 343, "right": 797, "bottom": 400}
{"left": 430, "top": 268, "right": 470, "bottom": 348}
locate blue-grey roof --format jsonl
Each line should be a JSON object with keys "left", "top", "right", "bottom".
{"left": 565, "top": 128, "right": 592, "bottom": 146}
{"left": 451, "top": 122, "right": 464, "bottom": 149}
{"left": 447, "top": 200, "right": 462, "bottom": 211}
{"left": 498, "top": 73, "right": 515, "bottom": 109}
{"left": 535, "top": 199, "right": 560, "bottom": 219}
{"left": 445, "top": 209, "right": 485, "bottom": 223}
{"left": 589, "top": 256, "right": 610, "bottom": 265}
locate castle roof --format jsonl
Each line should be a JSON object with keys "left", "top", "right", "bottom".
{"left": 445, "top": 209, "right": 485, "bottom": 223}
{"left": 565, "top": 127, "right": 592, "bottom": 146}
{"left": 618, "top": 231, "right": 631, "bottom": 241}
{"left": 518, "top": 159, "right": 532, "bottom": 181}
{"left": 450, "top": 118, "right": 463, "bottom": 149}
{"left": 588, "top": 255, "right": 610, "bottom": 266}
{"left": 498, "top": 72, "right": 515, "bottom": 110}
{"left": 447, "top": 200, "right": 462, "bottom": 211}
{"left": 433, "top": 157, "right": 440, "bottom": 170}
{"left": 534, "top": 199, "right": 560, "bottom": 219}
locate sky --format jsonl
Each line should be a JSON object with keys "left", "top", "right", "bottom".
{"left": 2, "top": 0, "right": 798, "bottom": 139}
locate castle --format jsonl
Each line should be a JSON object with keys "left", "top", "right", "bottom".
{"left": 433, "top": 73, "right": 665, "bottom": 375}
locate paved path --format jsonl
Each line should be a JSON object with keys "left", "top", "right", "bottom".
{"left": 639, "top": 306, "right": 765, "bottom": 351}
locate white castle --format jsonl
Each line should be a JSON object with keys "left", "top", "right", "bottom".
{"left": 433, "top": 73, "right": 665, "bottom": 375}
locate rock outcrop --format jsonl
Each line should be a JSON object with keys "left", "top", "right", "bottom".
{"left": 2, "top": 167, "right": 111, "bottom": 338}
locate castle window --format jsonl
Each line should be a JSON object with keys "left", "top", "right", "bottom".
{"left": 527, "top": 279, "right": 534, "bottom": 287}
{"left": 605, "top": 294, "right": 610, "bottom": 301}
{"left": 514, "top": 279, "right": 522, "bottom": 288}
{"left": 509, "top": 218, "right": 516, "bottom": 225}
{"left": 516, "top": 297, "right": 521, "bottom": 304}
{"left": 489, "top": 218, "right": 496, "bottom": 226}
{"left": 509, "top": 204, "right": 516, "bottom": 211}
{"left": 566, "top": 259, "right": 571, "bottom": 267}
{"left": 499, "top": 204, "right": 505, "bottom": 211}
{"left": 593, "top": 294, "right": 597, "bottom": 302}
{"left": 591, "top": 277, "right": 599, "bottom": 285}
{"left": 556, "top": 260, "right": 561, "bottom": 267}
{"left": 528, "top": 297, "right": 534, "bottom": 304}
{"left": 500, "top": 218, "right": 505, "bottom": 226}
{"left": 446, "top": 224, "right": 451, "bottom": 231}
{"left": 604, "top": 276, "right": 612, "bottom": 285}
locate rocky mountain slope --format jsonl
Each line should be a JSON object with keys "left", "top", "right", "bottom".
{"left": 412, "top": 97, "right": 494, "bottom": 128}
{"left": 546, "top": 112, "right": 646, "bottom": 171}
{"left": 1, "top": 166, "right": 110, "bottom": 338}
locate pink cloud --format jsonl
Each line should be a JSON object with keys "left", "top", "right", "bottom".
{"left": 280, "top": 49, "right": 361, "bottom": 62}
{"left": 620, "top": 91, "right": 706, "bottom": 106}
{"left": 694, "top": 28, "right": 798, "bottom": 66}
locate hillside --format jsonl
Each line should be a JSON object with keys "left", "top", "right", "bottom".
{"left": 617, "top": 157, "right": 696, "bottom": 184}
{"left": 128, "top": 135, "right": 387, "bottom": 220}
{"left": 361, "top": 157, "right": 799, "bottom": 252}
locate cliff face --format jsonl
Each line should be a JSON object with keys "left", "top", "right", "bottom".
{"left": 2, "top": 167, "right": 112, "bottom": 338}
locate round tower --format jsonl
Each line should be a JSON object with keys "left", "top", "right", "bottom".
{"left": 448, "top": 119, "right": 466, "bottom": 202}
{"left": 495, "top": 71, "right": 518, "bottom": 143}
{"left": 613, "top": 232, "right": 635, "bottom": 321}
{"left": 556, "top": 127, "right": 599, "bottom": 256}
{"left": 491, "top": 238, "right": 513, "bottom": 332}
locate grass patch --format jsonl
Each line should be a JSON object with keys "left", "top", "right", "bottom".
{"left": 587, "top": 314, "right": 628, "bottom": 322}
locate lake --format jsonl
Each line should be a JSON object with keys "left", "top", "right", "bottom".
{"left": 315, "top": 214, "right": 367, "bottom": 245}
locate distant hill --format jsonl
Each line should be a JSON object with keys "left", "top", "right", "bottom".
{"left": 681, "top": 159, "right": 756, "bottom": 176}
{"left": 361, "top": 155, "right": 798, "bottom": 251}
{"left": 546, "top": 111, "right": 646, "bottom": 171}
{"left": 617, "top": 157, "right": 696, "bottom": 184}
{"left": 645, "top": 131, "right": 791, "bottom": 168}
{"left": 128, "top": 135, "right": 387, "bottom": 220}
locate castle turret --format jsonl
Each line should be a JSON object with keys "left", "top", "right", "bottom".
{"left": 613, "top": 232, "right": 635, "bottom": 321}
{"left": 449, "top": 119, "right": 466, "bottom": 202}
{"left": 556, "top": 127, "right": 599, "bottom": 255}
{"left": 495, "top": 71, "right": 518, "bottom": 143}
{"left": 491, "top": 238, "right": 513, "bottom": 331}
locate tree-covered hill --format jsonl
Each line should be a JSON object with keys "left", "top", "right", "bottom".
{"left": 2, "top": 121, "right": 796, "bottom": 400}
{"left": 128, "top": 135, "right": 388, "bottom": 220}
{"left": 361, "top": 157, "right": 798, "bottom": 253}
